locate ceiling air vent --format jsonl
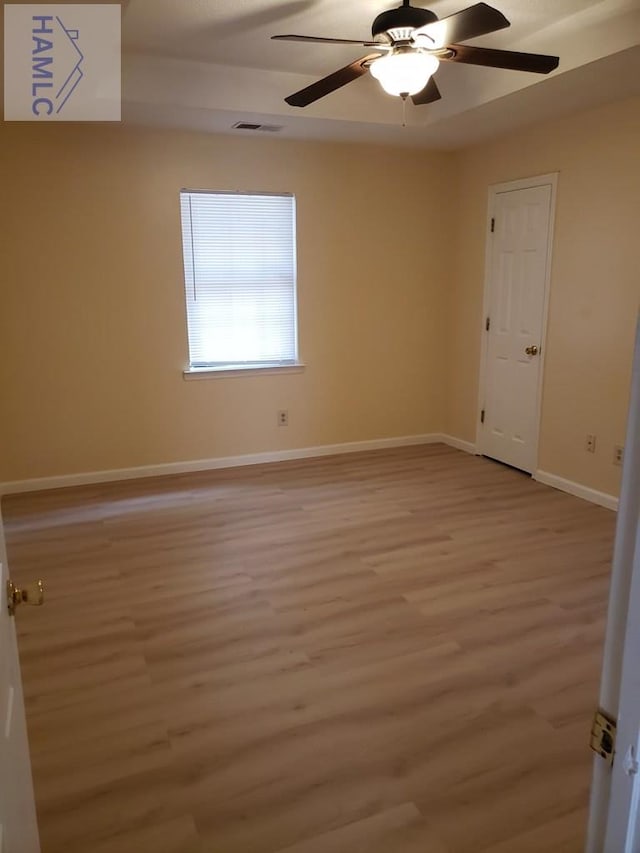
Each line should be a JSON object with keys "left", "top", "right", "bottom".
{"left": 232, "top": 122, "right": 284, "bottom": 133}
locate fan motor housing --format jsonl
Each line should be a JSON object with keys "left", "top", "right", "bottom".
{"left": 372, "top": 4, "right": 438, "bottom": 38}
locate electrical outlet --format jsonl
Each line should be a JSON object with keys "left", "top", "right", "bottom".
{"left": 614, "top": 445, "right": 624, "bottom": 466}
{"left": 586, "top": 434, "right": 597, "bottom": 453}
{"left": 277, "top": 409, "right": 288, "bottom": 427}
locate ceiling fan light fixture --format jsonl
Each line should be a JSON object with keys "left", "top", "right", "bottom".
{"left": 370, "top": 50, "right": 439, "bottom": 97}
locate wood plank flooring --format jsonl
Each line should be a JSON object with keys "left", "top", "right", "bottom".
{"left": 2, "top": 444, "right": 616, "bottom": 853}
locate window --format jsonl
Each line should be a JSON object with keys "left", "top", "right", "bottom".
{"left": 180, "top": 190, "right": 298, "bottom": 372}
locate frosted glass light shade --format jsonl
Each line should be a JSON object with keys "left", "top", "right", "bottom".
{"left": 370, "top": 51, "right": 439, "bottom": 97}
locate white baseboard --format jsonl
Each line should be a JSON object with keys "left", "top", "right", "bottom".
{"left": 1, "top": 436, "right": 617, "bottom": 513}
{"left": 440, "top": 434, "right": 478, "bottom": 455}
{"left": 1, "top": 433, "right": 459, "bottom": 497}
{"left": 534, "top": 469, "right": 619, "bottom": 511}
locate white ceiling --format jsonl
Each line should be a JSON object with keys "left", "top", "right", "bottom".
{"left": 121, "top": 0, "right": 640, "bottom": 148}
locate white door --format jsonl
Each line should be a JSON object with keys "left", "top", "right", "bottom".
{"left": 0, "top": 511, "right": 40, "bottom": 853}
{"left": 604, "top": 515, "right": 640, "bottom": 851}
{"left": 479, "top": 179, "right": 555, "bottom": 473}
{"left": 587, "top": 315, "right": 640, "bottom": 852}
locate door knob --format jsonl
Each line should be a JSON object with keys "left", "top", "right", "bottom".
{"left": 525, "top": 345, "right": 540, "bottom": 356}
{"left": 7, "top": 579, "right": 44, "bottom": 616}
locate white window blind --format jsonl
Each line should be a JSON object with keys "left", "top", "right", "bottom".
{"left": 180, "top": 190, "right": 298, "bottom": 370}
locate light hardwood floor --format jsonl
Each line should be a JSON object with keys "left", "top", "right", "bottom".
{"left": 2, "top": 444, "right": 616, "bottom": 853}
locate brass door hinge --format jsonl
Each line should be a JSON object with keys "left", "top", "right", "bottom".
{"left": 590, "top": 709, "right": 616, "bottom": 765}
{"left": 6, "top": 579, "right": 45, "bottom": 616}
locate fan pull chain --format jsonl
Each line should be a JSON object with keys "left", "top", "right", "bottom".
{"left": 401, "top": 93, "right": 407, "bottom": 127}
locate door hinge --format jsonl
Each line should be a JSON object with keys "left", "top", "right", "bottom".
{"left": 6, "top": 579, "right": 45, "bottom": 616}
{"left": 490, "top": 217, "right": 495, "bottom": 233}
{"left": 590, "top": 709, "right": 617, "bottom": 765}
{"left": 480, "top": 409, "right": 485, "bottom": 424}
{"left": 486, "top": 316, "right": 491, "bottom": 332}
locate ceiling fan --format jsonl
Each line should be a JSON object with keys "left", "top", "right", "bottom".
{"left": 272, "top": 1, "right": 560, "bottom": 107}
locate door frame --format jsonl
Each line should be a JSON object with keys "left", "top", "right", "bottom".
{"left": 475, "top": 173, "right": 559, "bottom": 472}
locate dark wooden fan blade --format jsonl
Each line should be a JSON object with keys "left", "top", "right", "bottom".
{"left": 448, "top": 44, "right": 559, "bottom": 73}
{"left": 272, "top": 34, "right": 369, "bottom": 45}
{"left": 413, "top": 3, "right": 509, "bottom": 48}
{"left": 284, "top": 54, "right": 380, "bottom": 107}
{"left": 411, "top": 76, "right": 442, "bottom": 106}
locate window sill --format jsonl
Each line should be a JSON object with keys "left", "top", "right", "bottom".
{"left": 183, "top": 363, "right": 306, "bottom": 380}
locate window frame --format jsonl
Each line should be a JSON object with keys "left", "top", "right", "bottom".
{"left": 179, "top": 188, "right": 303, "bottom": 378}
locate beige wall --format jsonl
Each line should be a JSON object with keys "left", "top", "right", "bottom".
{"left": 0, "top": 125, "right": 453, "bottom": 482}
{"left": 1, "top": 97, "right": 638, "bottom": 496}
{"left": 448, "top": 96, "right": 640, "bottom": 497}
